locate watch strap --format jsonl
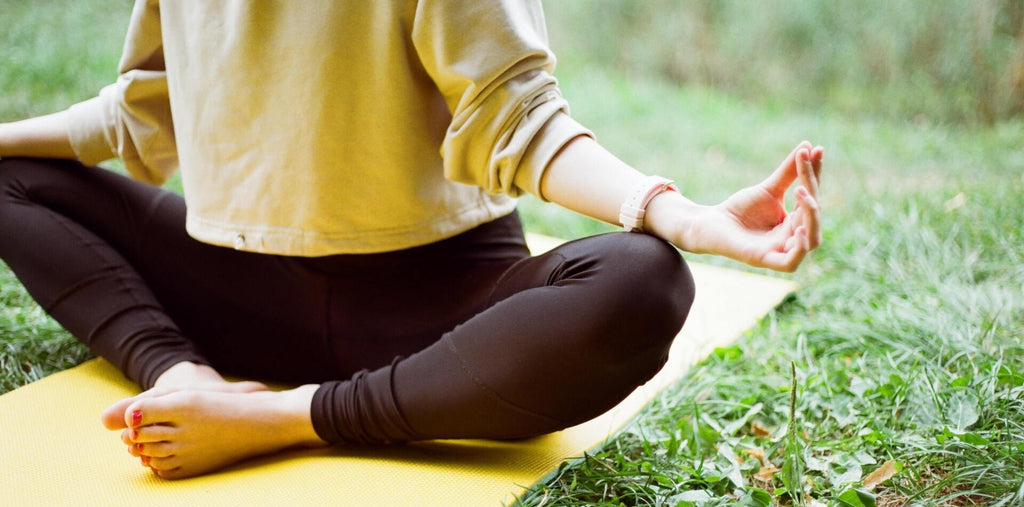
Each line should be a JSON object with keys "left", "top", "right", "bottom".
{"left": 619, "top": 175, "right": 678, "bottom": 232}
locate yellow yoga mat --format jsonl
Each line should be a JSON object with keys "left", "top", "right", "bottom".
{"left": 0, "top": 234, "right": 796, "bottom": 506}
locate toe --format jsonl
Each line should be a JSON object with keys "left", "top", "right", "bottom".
{"left": 152, "top": 467, "right": 188, "bottom": 480}
{"left": 125, "top": 392, "right": 193, "bottom": 428}
{"left": 132, "top": 423, "right": 177, "bottom": 443}
{"left": 147, "top": 455, "right": 182, "bottom": 474}
{"left": 137, "top": 441, "right": 176, "bottom": 459}
{"left": 101, "top": 397, "right": 136, "bottom": 430}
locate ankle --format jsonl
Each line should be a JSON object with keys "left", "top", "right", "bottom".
{"left": 274, "top": 385, "right": 330, "bottom": 448}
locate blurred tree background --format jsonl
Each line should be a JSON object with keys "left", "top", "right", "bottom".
{"left": 545, "top": 0, "right": 1024, "bottom": 125}
{"left": 3, "top": 0, "right": 1024, "bottom": 503}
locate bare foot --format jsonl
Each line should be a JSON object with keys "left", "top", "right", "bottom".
{"left": 113, "top": 385, "right": 328, "bottom": 479}
{"left": 153, "top": 361, "right": 269, "bottom": 391}
{"left": 101, "top": 362, "right": 269, "bottom": 431}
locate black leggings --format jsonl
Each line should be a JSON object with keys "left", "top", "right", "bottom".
{"left": 0, "top": 158, "right": 695, "bottom": 444}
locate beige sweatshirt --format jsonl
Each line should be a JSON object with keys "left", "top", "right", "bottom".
{"left": 66, "top": 0, "right": 590, "bottom": 255}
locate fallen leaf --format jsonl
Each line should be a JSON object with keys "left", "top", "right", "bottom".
{"left": 863, "top": 459, "right": 898, "bottom": 489}
{"left": 754, "top": 465, "right": 780, "bottom": 481}
{"left": 751, "top": 421, "right": 772, "bottom": 438}
{"left": 743, "top": 448, "right": 767, "bottom": 466}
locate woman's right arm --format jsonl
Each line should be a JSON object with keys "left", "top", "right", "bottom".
{"left": 0, "top": 110, "right": 76, "bottom": 159}
{"left": 3, "top": 0, "right": 177, "bottom": 186}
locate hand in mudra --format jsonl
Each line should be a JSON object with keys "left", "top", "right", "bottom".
{"left": 685, "top": 141, "right": 823, "bottom": 272}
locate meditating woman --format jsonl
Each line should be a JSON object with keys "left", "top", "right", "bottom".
{"left": 0, "top": 1, "right": 822, "bottom": 479}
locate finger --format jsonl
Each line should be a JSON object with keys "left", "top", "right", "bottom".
{"left": 762, "top": 243, "right": 806, "bottom": 272}
{"left": 767, "top": 227, "right": 808, "bottom": 272}
{"left": 796, "top": 149, "right": 819, "bottom": 200}
{"left": 810, "top": 145, "right": 824, "bottom": 183}
{"left": 783, "top": 225, "right": 804, "bottom": 252}
{"left": 795, "top": 187, "right": 822, "bottom": 249}
{"left": 762, "top": 141, "right": 813, "bottom": 195}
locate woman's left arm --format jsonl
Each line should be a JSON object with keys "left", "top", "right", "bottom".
{"left": 539, "top": 134, "right": 823, "bottom": 273}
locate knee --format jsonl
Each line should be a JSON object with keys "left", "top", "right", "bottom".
{"left": 0, "top": 158, "right": 30, "bottom": 211}
{"left": 574, "top": 233, "right": 695, "bottom": 358}
{"left": 607, "top": 232, "right": 694, "bottom": 326}
{"left": 534, "top": 234, "right": 696, "bottom": 428}
{"left": 0, "top": 158, "right": 24, "bottom": 190}
{"left": 0, "top": 157, "right": 54, "bottom": 197}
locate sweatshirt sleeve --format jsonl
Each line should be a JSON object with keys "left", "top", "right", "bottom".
{"left": 66, "top": 0, "right": 177, "bottom": 186}
{"left": 411, "top": 0, "right": 592, "bottom": 200}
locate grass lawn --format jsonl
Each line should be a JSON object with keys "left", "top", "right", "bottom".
{"left": 3, "top": 1, "right": 1023, "bottom": 505}
{"left": 516, "top": 63, "right": 1024, "bottom": 506}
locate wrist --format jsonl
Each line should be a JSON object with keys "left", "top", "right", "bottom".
{"left": 643, "top": 190, "right": 708, "bottom": 252}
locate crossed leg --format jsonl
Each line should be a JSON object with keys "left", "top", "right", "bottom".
{"left": 0, "top": 158, "right": 695, "bottom": 479}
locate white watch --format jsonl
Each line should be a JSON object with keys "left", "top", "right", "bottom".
{"left": 619, "top": 175, "right": 678, "bottom": 232}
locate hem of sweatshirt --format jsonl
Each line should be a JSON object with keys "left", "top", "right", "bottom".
{"left": 184, "top": 198, "right": 518, "bottom": 256}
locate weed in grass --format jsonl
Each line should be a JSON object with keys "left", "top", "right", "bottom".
{"left": 3, "top": 1, "right": 1023, "bottom": 504}
{"left": 0, "top": 265, "right": 92, "bottom": 393}
{"left": 519, "top": 183, "right": 1024, "bottom": 504}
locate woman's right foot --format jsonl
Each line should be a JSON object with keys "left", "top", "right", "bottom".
{"left": 100, "top": 362, "right": 268, "bottom": 430}
{"left": 152, "top": 361, "right": 268, "bottom": 391}
{"left": 112, "top": 385, "right": 328, "bottom": 479}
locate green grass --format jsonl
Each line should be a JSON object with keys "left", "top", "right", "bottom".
{"left": 3, "top": 1, "right": 1024, "bottom": 505}
{"left": 514, "top": 62, "right": 1024, "bottom": 504}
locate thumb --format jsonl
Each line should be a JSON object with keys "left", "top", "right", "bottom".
{"left": 762, "top": 141, "right": 812, "bottom": 195}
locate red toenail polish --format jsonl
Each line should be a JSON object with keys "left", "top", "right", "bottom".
{"left": 138, "top": 443, "right": 144, "bottom": 451}
{"left": 131, "top": 410, "right": 142, "bottom": 427}
{"left": 130, "top": 429, "right": 139, "bottom": 440}
{"left": 141, "top": 456, "right": 150, "bottom": 465}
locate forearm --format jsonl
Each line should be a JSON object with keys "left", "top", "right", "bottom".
{"left": 538, "top": 135, "right": 708, "bottom": 251}
{"left": 0, "top": 110, "right": 76, "bottom": 159}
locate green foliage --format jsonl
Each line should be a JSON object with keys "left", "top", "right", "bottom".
{"left": 0, "top": 267, "right": 92, "bottom": 392}
{"left": 518, "top": 10, "right": 1024, "bottom": 499}
{"left": 546, "top": 0, "right": 1024, "bottom": 124}
{"left": 3, "top": 1, "right": 1023, "bottom": 504}
{"left": 0, "top": 0, "right": 133, "bottom": 120}
{"left": 520, "top": 165, "right": 1024, "bottom": 504}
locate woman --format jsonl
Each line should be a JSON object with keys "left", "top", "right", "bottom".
{"left": 0, "top": 0, "right": 822, "bottom": 479}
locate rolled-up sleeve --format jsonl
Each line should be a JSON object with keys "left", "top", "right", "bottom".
{"left": 411, "top": 0, "right": 592, "bottom": 199}
{"left": 65, "top": 0, "right": 177, "bottom": 186}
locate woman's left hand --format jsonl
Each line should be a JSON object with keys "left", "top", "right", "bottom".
{"left": 654, "top": 141, "right": 823, "bottom": 272}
